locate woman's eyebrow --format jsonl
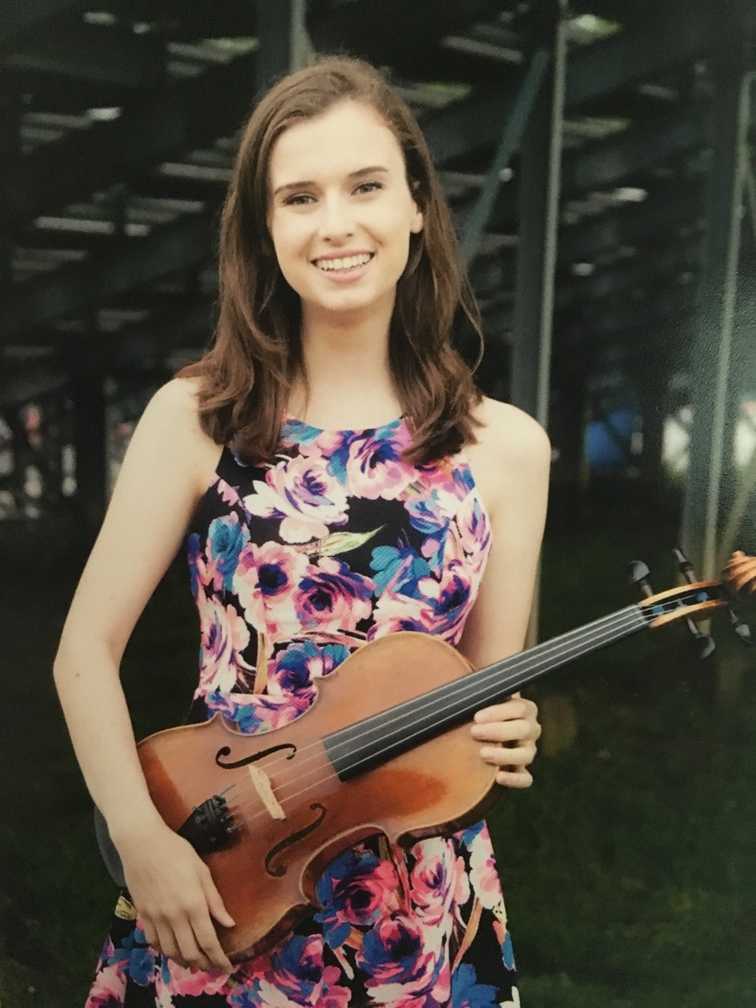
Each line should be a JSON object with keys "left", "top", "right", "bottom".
{"left": 273, "top": 165, "right": 389, "bottom": 198}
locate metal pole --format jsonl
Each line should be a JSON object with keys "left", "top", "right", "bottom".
{"left": 680, "top": 5, "right": 751, "bottom": 577}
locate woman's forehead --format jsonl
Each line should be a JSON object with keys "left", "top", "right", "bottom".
{"left": 268, "top": 101, "right": 403, "bottom": 189}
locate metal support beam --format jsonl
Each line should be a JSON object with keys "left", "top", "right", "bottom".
{"left": 0, "top": 0, "right": 81, "bottom": 51}
{"left": 256, "top": 0, "right": 309, "bottom": 95}
{"left": 461, "top": 49, "right": 550, "bottom": 266}
{"left": 509, "top": 2, "right": 567, "bottom": 649}
{"left": 681, "top": 2, "right": 752, "bottom": 577}
{"left": 6, "top": 50, "right": 259, "bottom": 229}
{"left": 4, "top": 22, "right": 165, "bottom": 89}
{"left": 0, "top": 80, "right": 20, "bottom": 292}
{"left": 510, "top": 1, "right": 567, "bottom": 429}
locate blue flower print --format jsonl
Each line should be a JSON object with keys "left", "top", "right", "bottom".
{"left": 106, "top": 927, "right": 157, "bottom": 986}
{"left": 370, "top": 543, "right": 432, "bottom": 597}
{"left": 451, "top": 963, "right": 498, "bottom": 1008}
{"left": 207, "top": 514, "right": 249, "bottom": 592}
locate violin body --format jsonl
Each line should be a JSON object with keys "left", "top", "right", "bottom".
{"left": 132, "top": 633, "right": 497, "bottom": 963}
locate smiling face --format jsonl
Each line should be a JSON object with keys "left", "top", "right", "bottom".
{"left": 266, "top": 99, "right": 424, "bottom": 323}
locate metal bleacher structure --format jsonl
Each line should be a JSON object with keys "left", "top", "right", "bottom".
{"left": 1, "top": 0, "right": 755, "bottom": 577}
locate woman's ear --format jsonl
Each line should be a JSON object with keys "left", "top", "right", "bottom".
{"left": 409, "top": 179, "right": 424, "bottom": 234}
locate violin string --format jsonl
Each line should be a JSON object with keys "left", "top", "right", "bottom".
{"left": 229, "top": 604, "right": 645, "bottom": 834}
{"left": 232, "top": 606, "right": 642, "bottom": 820}
{"left": 229, "top": 594, "right": 696, "bottom": 825}
{"left": 228, "top": 590, "right": 704, "bottom": 821}
{"left": 232, "top": 585, "right": 698, "bottom": 792}
{"left": 233, "top": 601, "right": 645, "bottom": 785}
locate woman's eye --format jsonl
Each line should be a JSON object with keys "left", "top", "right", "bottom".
{"left": 284, "top": 181, "right": 382, "bottom": 206}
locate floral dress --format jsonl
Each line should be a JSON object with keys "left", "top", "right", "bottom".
{"left": 85, "top": 414, "right": 520, "bottom": 1008}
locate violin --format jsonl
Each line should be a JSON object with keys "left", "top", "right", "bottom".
{"left": 96, "top": 549, "right": 755, "bottom": 963}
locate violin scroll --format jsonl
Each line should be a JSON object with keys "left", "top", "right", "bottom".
{"left": 723, "top": 550, "right": 756, "bottom": 596}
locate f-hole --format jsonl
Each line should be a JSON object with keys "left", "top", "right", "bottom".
{"left": 265, "top": 804, "right": 327, "bottom": 877}
{"left": 216, "top": 742, "right": 297, "bottom": 770}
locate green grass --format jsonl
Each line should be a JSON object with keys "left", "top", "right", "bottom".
{"left": 1, "top": 510, "right": 754, "bottom": 1005}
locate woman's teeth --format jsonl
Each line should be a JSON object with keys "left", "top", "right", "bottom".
{"left": 315, "top": 253, "right": 373, "bottom": 272}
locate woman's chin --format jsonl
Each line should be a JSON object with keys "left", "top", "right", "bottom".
{"left": 302, "top": 284, "right": 392, "bottom": 319}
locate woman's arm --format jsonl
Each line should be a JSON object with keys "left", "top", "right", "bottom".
{"left": 457, "top": 400, "right": 551, "bottom": 787}
{"left": 53, "top": 376, "right": 234, "bottom": 972}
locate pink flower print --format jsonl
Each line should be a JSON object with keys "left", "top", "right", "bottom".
{"left": 268, "top": 640, "right": 349, "bottom": 705}
{"left": 206, "top": 688, "right": 309, "bottom": 735}
{"left": 308, "top": 429, "right": 351, "bottom": 459}
{"left": 356, "top": 913, "right": 446, "bottom": 1006}
{"left": 465, "top": 823, "right": 503, "bottom": 911}
{"left": 244, "top": 454, "right": 349, "bottom": 543}
{"left": 239, "top": 933, "right": 344, "bottom": 1007}
{"left": 315, "top": 847, "right": 401, "bottom": 948}
{"left": 233, "top": 541, "right": 310, "bottom": 642}
{"left": 367, "top": 590, "right": 435, "bottom": 640}
{"left": 344, "top": 425, "right": 415, "bottom": 501}
{"left": 414, "top": 455, "right": 458, "bottom": 491}
{"left": 218, "top": 476, "right": 242, "bottom": 506}
{"left": 85, "top": 960, "right": 126, "bottom": 1007}
{"left": 295, "top": 557, "right": 373, "bottom": 633}
{"left": 453, "top": 491, "right": 492, "bottom": 562}
{"left": 417, "top": 562, "right": 474, "bottom": 642}
{"left": 197, "top": 593, "right": 254, "bottom": 695}
{"left": 318, "top": 965, "right": 352, "bottom": 1008}
{"left": 406, "top": 495, "right": 448, "bottom": 539}
{"left": 156, "top": 960, "right": 230, "bottom": 998}
{"left": 409, "top": 837, "right": 470, "bottom": 929}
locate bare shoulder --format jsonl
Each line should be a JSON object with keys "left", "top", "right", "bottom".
{"left": 149, "top": 375, "right": 222, "bottom": 493}
{"left": 472, "top": 395, "right": 551, "bottom": 469}
{"left": 151, "top": 374, "right": 201, "bottom": 421}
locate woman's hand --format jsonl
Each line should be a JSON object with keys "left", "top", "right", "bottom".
{"left": 470, "top": 693, "right": 541, "bottom": 788}
{"left": 113, "top": 816, "right": 236, "bottom": 973}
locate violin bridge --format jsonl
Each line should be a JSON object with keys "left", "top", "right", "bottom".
{"left": 248, "top": 765, "right": 286, "bottom": 820}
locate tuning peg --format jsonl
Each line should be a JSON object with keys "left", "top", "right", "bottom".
{"left": 687, "top": 622, "right": 717, "bottom": 659}
{"left": 628, "top": 560, "right": 653, "bottom": 598}
{"left": 672, "top": 547, "right": 696, "bottom": 583}
{"left": 672, "top": 547, "right": 716, "bottom": 658}
{"left": 728, "top": 608, "right": 752, "bottom": 645}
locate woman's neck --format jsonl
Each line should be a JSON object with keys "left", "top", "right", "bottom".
{"left": 290, "top": 301, "right": 402, "bottom": 427}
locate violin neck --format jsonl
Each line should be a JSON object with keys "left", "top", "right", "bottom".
{"left": 325, "top": 604, "right": 648, "bottom": 780}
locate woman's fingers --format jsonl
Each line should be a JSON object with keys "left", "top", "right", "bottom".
{"left": 479, "top": 742, "right": 537, "bottom": 768}
{"left": 154, "top": 918, "right": 180, "bottom": 964}
{"left": 172, "top": 917, "right": 213, "bottom": 972}
{"left": 494, "top": 767, "right": 534, "bottom": 788}
{"left": 190, "top": 910, "right": 233, "bottom": 973}
{"left": 193, "top": 873, "right": 235, "bottom": 972}
{"left": 474, "top": 697, "right": 537, "bottom": 722}
{"left": 471, "top": 717, "right": 535, "bottom": 744}
{"left": 472, "top": 698, "right": 540, "bottom": 789}
{"left": 141, "top": 915, "right": 161, "bottom": 953}
{"left": 121, "top": 822, "right": 236, "bottom": 972}
{"left": 201, "top": 866, "right": 236, "bottom": 931}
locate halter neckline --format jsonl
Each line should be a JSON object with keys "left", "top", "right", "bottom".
{"left": 282, "top": 413, "right": 407, "bottom": 436}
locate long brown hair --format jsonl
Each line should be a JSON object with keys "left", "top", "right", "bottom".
{"left": 177, "top": 54, "right": 484, "bottom": 464}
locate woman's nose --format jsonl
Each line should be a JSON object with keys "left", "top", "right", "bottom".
{"left": 318, "top": 196, "right": 354, "bottom": 239}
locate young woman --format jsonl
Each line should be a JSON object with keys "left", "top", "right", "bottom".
{"left": 54, "top": 55, "right": 549, "bottom": 1007}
